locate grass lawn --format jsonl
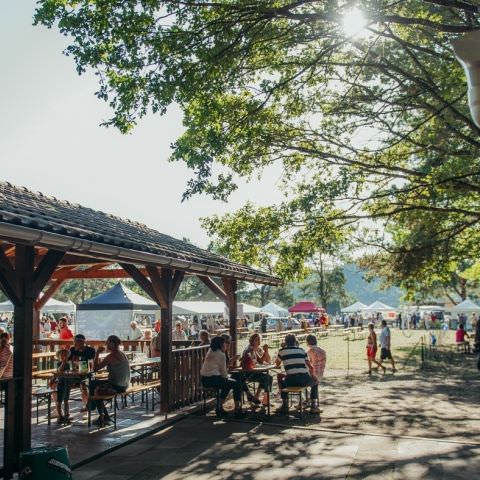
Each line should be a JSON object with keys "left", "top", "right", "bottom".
{"left": 237, "top": 328, "right": 458, "bottom": 377}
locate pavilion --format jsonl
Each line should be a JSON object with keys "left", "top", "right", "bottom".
{"left": 0, "top": 181, "right": 280, "bottom": 476}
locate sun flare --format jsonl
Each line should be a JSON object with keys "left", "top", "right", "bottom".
{"left": 342, "top": 7, "right": 368, "bottom": 38}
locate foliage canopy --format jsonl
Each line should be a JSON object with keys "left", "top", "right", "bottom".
{"left": 35, "top": 0, "right": 480, "bottom": 294}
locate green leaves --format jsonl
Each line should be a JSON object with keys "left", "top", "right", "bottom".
{"left": 34, "top": 0, "right": 480, "bottom": 292}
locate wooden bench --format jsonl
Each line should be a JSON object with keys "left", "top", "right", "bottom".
{"left": 281, "top": 386, "right": 307, "bottom": 419}
{"left": 32, "top": 386, "right": 56, "bottom": 425}
{"left": 87, "top": 380, "right": 161, "bottom": 429}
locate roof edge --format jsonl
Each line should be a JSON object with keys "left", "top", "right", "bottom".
{"left": 0, "top": 222, "right": 281, "bottom": 286}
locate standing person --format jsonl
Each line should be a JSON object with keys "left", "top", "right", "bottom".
{"left": 172, "top": 321, "right": 188, "bottom": 341}
{"left": 153, "top": 319, "right": 161, "bottom": 334}
{"left": 58, "top": 318, "right": 74, "bottom": 340}
{"left": 455, "top": 324, "right": 471, "bottom": 353}
{"left": 128, "top": 321, "right": 143, "bottom": 340}
{"left": 260, "top": 315, "right": 268, "bottom": 334}
{"left": 305, "top": 335, "right": 326, "bottom": 413}
{"left": 207, "top": 316, "right": 215, "bottom": 334}
{"left": 378, "top": 320, "right": 397, "bottom": 372}
{"left": 366, "top": 323, "right": 386, "bottom": 374}
{"left": 275, "top": 334, "right": 315, "bottom": 414}
{"left": 199, "top": 330, "right": 210, "bottom": 346}
{"left": 54, "top": 348, "right": 72, "bottom": 424}
{"left": 151, "top": 330, "right": 161, "bottom": 357}
{"left": 287, "top": 317, "right": 294, "bottom": 330}
{"left": 200, "top": 336, "right": 243, "bottom": 416}
{"left": 0, "top": 332, "right": 13, "bottom": 379}
{"left": 90, "top": 335, "right": 130, "bottom": 426}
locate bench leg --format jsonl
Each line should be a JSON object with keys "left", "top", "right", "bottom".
{"left": 87, "top": 401, "right": 91, "bottom": 427}
{"left": 47, "top": 394, "right": 51, "bottom": 426}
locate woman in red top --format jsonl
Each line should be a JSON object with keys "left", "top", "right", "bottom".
{"left": 366, "top": 323, "right": 385, "bottom": 374}
{"left": 59, "top": 318, "right": 74, "bottom": 340}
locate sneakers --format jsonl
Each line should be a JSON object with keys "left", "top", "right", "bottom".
{"left": 392, "top": 368, "right": 398, "bottom": 373}
{"left": 310, "top": 406, "right": 321, "bottom": 414}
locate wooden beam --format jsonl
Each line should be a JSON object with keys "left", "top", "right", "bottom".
{"left": 146, "top": 266, "right": 168, "bottom": 308}
{"left": 223, "top": 278, "right": 238, "bottom": 358}
{"left": 172, "top": 270, "right": 185, "bottom": 299}
{"left": 0, "top": 247, "right": 20, "bottom": 304}
{"left": 197, "top": 275, "right": 227, "bottom": 303}
{"left": 13, "top": 245, "right": 35, "bottom": 458}
{"left": 53, "top": 267, "right": 148, "bottom": 279}
{"left": 160, "top": 268, "right": 173, "bottom": 413}
{"left": 35, "top": 277, "right": 66, "bottom": 311}
{"left": 120, "top": 263, "right": 158, "bottom": 303}
{"left": 32, "top": 250, "right": 65, "bottom": 297}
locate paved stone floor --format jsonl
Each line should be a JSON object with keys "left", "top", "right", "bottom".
{"left": 73, "top": 351, "right": 480, "bottom": 479}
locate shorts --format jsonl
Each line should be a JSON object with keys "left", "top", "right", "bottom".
{"left": 380, "top": 348, "right": 392, "bottom": 360}
{"left": 367, "top": 346, "right": 377, "bottom": 359}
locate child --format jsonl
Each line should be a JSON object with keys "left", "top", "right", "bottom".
{"left": 306, "top": 334, "right": 326, "bottom": 414}
{"left": 455, "top": 324, "right": 470, "bottom": 353}
{"left": 55, "top": 348, "right": 71, "bottom": 424}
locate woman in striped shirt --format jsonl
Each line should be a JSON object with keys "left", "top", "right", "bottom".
{"left": 275, "top": 334, "right": 315, "bottom": 414}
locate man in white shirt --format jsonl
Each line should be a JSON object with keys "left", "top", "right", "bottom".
{"left": 378, "top": 320, "right": 397, "bottom": 372}
{"left": 128, "top": 321, "right": 143, "bottom": 341}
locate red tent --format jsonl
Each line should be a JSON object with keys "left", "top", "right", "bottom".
{"left": 288, "top": 301, "right": 325, "bottom": 313}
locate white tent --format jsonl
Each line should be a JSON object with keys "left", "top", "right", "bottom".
{"left": 451, "top": 299, "right": 480, "bottom": 313}
{"left": 341, "top": 301, "right": 367, "bottom": 313}
{"left": 260, "top": 302, "right": 289, "bottom": 317}
{"left": 361, "top": 301, "right": 397, "bottom": 312}
{"left": 172, "top": 301, "right": 260, "bottom": 317}
{"left": 0, "top": 298, "right": 75, "bottom": 314}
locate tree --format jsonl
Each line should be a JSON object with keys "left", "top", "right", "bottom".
{"left": 302, "top": 254, "right": 352, "bottom": 310}
{"left": 34, "top": 1, "right": 480, "bottom": 281}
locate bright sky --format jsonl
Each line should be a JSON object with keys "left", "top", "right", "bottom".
{"left": 0, "top": 2, "right": 283, "bottom": 248}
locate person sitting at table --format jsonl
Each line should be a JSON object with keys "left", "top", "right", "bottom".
{"left": 241, "top": 333, "right": 273, "bottom": 408}
{"left": 275, "top": 333, "right": 316, "bottom": 414}
{"left": 222, "top": 334, "right": 259, "bottom": 406}
{"left": 200, "top": 335, "right": 243, "bottom": 416}
{"left": 172, "top": 321, "right": 188, "bottom": 341}
{"left": 89, "top": 335, "right": 131, "bottom": 427}
{"left": 69, "top": 334, "right": 96, "bottom": 411}
{"left": 58, "top": 318, "right": 74, "bottom": 340}
{"left": 199, "top": 330, "right": 210, "bottom": 346}
{"left": 54, "top": 348, "right": 72, "bottom": 424}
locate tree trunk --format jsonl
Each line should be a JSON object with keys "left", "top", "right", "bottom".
{"left": 318, "top": 256, "right": 328, "bottom": 309}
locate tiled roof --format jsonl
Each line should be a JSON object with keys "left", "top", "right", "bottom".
{"left": 0, "top": 181, "right": 280, "bottom": 285}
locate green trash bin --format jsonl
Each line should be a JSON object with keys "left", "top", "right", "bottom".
{"left": 19, "top": 445, "right": 72, "bottom": 480}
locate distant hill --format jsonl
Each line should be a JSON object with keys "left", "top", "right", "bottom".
{"left": 343, "top": 264, "right": 403, "bottom": 307}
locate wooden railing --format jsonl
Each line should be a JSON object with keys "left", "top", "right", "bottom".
{"left": 169, "top": 345, "right": 209, "bottom": 410}
{"left": 33, "top": 339, "right": 201, "bottom": 353}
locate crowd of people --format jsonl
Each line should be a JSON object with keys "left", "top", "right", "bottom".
{"left": 200, "top": 332, "right": 326, "bottom": 416}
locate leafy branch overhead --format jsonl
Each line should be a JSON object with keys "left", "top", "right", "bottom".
{"left": 35, "top": 0, "right": 480, "bottom": 291}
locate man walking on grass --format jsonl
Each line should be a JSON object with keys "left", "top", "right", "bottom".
{"left": 378, "top": 320, "right": 397, "bottom": 373}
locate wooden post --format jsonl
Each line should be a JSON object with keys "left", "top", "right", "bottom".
{"left": 13, "top": 245, "right": 35, "bottom": 455}
{"left": 160, "top": 268, "right": 173, "bottom": 413}
{"left": 121, "top": 264, "right": 184, "bottom": 413}
{"left": 223, "top": 278, "right": 238, "bottom": 358}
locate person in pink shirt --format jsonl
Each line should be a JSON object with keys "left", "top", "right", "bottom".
{"left": 456, "top": 324, "right": 470, "bottom": 353}
{"left": 306, "top": 334, "right": 326, "bottom": 414}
